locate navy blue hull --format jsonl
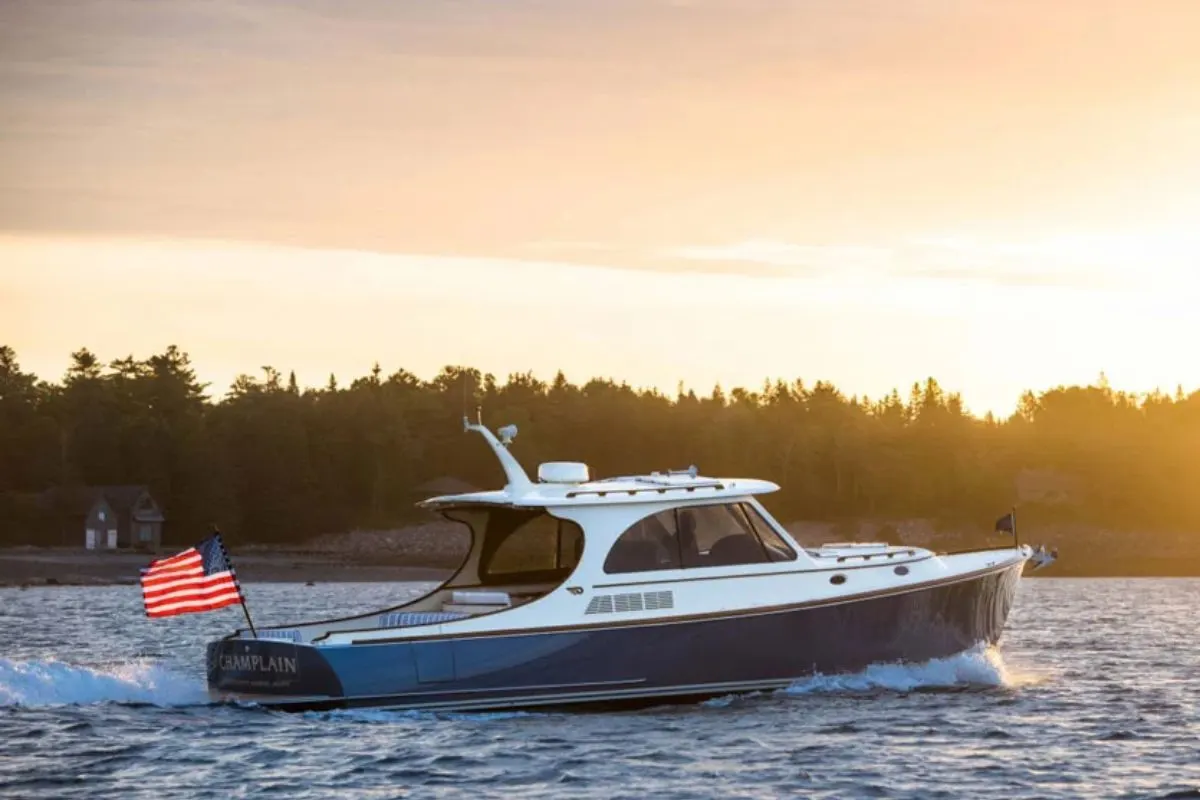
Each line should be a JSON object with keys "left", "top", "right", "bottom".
{"left": 207, "top": 562, "right": 1023, "bottom": 712}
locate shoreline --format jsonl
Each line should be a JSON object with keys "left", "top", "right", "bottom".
{"left": 0, "top": 547, "right": 452, "bottom": 588}
{"left": 2, "top": 546, "right": 1198, "bottom": 586}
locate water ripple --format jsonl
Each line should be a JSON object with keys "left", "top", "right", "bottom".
{"left": 1, "top": 579, "right": 1199, "bottom": 798}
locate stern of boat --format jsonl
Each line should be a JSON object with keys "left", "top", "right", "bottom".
{"left": 206, "top": 637, "right": 345, "bottom": 707}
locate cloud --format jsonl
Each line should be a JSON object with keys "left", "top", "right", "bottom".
{"left": 664, "top": 233, "right": 1200, "bottom": 289}
{"left": 665, "top": 239, "right": 892, "bottom": 276}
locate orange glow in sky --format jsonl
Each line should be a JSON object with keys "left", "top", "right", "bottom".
{"left": 2, "top": 1, "right": 1199, "bottom": 413}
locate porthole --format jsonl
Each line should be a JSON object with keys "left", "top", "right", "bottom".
{"left": 894, "top": 565, "right": 909, "bottom": 576}
{"left": 830, "top": 574, "right": 846, "bottom": 585}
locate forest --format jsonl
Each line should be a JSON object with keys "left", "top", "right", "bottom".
{"left": 2, "top": 344, "right": 1199, "bottom": 553}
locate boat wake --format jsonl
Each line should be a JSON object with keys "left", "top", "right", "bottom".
{"left": 781, "top": 644, "right": 1038, "bottom": 696}
{"left": 0, "top": 657, "right": 208, "bottom": 708}
{"left": 0, "top": 646, "right": 1041, "bottom": 711}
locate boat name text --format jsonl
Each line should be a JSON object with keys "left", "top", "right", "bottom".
{"left": 219, "top": 654, "right": 298, "bottom": 674}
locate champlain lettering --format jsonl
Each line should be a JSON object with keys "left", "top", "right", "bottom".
{"left": 220, "top": 653, "right": 298, "bottom": 673}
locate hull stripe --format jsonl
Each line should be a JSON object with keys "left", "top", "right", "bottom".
{"left": 226, "top": 671, "right": 948, "bottom": 713}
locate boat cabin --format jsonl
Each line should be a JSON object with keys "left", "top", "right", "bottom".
{"left": 237, "top": 419, "right": 921, "bottom": 645}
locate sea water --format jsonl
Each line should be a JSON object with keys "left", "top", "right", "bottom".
{"left": 1, "top": 579, "right": 1198, "bottom": 799}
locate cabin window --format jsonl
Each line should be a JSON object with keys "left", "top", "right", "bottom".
{"left": 738, "top": 504, "right": 798, "bottom": 562}
{"left": 603, "top": 510, "right": 682, "bottom": 573}
{"left": 678, "top": 505, "right": 770, "bottom": 568}
{"left": 479, "top": 508, "right": 584, "bottom": 585}
{"left": 604, "top": 502, "right": 797, "bottom": 574}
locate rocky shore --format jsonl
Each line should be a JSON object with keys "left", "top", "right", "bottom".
{"left": 0, "top": 522, "right": 467, "bottom": 588}
{"left": 4, "top": 517, "right": 1198, "bottom": 586}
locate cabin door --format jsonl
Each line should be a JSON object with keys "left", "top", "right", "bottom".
{"left": 106, "top": 529, "right": 118, "bottom": 549}
{"left": 85, "top": 529, "right": 97, "bottom": 550}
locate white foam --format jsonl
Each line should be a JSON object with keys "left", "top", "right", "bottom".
{"left": 0, "top": 657, "right": 208, "bottom": 707}
{"left": 782, "top": 644, "right": 1020, "bottom": 695}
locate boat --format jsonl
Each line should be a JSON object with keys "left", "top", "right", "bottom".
{"left": 206, "top": 416, "right": 1048, "bottom": 712}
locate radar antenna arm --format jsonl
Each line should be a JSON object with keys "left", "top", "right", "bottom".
{"left": 463, "top": 417, "right": 533, "bottom": 494}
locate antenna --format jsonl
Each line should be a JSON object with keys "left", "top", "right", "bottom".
{"left": 460, "top": 372, "right": 484, "bottom": 431}
{"left": 463, "top": 417, "right": 533, "bottom": 494}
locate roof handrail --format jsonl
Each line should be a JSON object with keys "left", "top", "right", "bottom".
{"left": 565, "top": 481, "right": 725, "bottom": 499}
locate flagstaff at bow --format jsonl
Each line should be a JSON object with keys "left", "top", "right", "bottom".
{"left": 994, "top": 509, "right": 1057, "bottom": 570}
{"left": 140, "top": 530, "right": 257, "bottom": 636}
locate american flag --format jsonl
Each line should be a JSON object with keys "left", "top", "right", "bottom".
{"left": 141, "top": 534, "right": 244, "bottom": 618}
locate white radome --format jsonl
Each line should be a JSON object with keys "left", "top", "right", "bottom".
{"left": 537, "top": 461, "right": 591, "bottom": 483}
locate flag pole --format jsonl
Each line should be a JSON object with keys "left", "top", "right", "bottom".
{"left": 213, "top": 526, "right": 257, "bottom": 639}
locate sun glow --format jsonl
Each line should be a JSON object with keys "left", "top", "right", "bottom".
{"left": 3, "top": 1, "right": 1200, "bottom": 414}
{"left": 4, "top": 230, "right": 1200, "bottom": 416}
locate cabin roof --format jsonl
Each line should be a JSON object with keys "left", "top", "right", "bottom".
{"left": 417, "top": 473, "right": 779, "bottom": 510}
{"left": 97, "top": 485, "right": 152, "bottom": 512}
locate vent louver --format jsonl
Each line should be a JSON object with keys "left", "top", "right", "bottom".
{"left": 644, "top": 590, "right": 673, "bottom": 610}
{"left": 585, "top": 590, "right": 674, "bottom": 615}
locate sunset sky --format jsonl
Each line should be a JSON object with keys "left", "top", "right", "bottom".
{"left": 3, "top": 0, "right": 1200, "bottom": 414}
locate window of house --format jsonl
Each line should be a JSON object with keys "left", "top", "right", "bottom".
{"left": 98, "top": 510, "right": 106, "bottom": 522}
{"left": 139, "top": 524, "right": 153, "bottom": 542}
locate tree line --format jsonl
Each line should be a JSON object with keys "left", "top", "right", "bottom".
{"left": 2, "top": 344, "right": 1199, "bottom": 547}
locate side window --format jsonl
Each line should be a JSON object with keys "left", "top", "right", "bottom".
{"left": 603, "top": 510, "right": 682, "bottom": 573}
{"left": 488, "top": 513, "right": 560, "bottom": 575}
{"left": 678, "top": 505, "right": 770, "bottom": 568}
{"left": 483, "top": 510, "right": 586, "bottom": 582}
{"left": 739, "top": 503, "right": 797, "bottom": 562}
{"left": 604, "top": 503, "right": 794, "bottom": 574}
